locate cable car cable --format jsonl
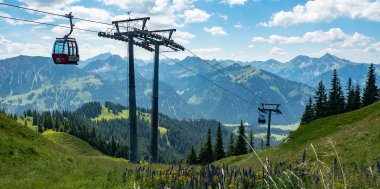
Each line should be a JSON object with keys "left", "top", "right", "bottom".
{"left": 161, "top": 53, "right": 257, "bottom": 107}
{"left": 184, "top": 48, "right": 268, "bottom": 103}
{"left": 0, "top": 8, "right": 296, "bottom": 124}
{"left": 0, "top": 2, "right": 113, "bottom": 26}
{"left": 185, "top": 48, "right": 296, "bottom": 125}
{"left": 0, "top": 15, "right": 99, "bottom": 33}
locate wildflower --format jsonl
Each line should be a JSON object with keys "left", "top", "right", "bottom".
{"left": 302, "top": 149, "right": 307, "bottom": 163}
{"left": 333, "top": 157, "right": 338, "bottom": 171}
{"left": 122, "top": 169, "right": 127, "bottom": 183}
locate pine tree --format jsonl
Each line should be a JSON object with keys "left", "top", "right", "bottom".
{"left": 362, "top": 64, "right": 379, "bottom": 106}
{"left": 328, "top": 69, "right": 345, "bottom": 115}
{"left": 345, "top": 77, "right": 356, "bottom": 112}
{"left": 54, "top": 116, "right": 59, "bottom": 131}
{"left": 248, "top": 129, "right": 254, "bottom": 152}
{"left": 234, "top": 120, "right": 247, "bottom": 156}
{"left": 198, "top": 128, "right": 214, "bottom": 164}
{"left": 300, "top": 97, "right": 315, "bottom": 125}
{"left": 43, "top": 112, "right": 53, "bottom": 130}
{"left": 186, "top": 145, "right": 198, "bottom": 165}
{"left": 214, "top": 123, "right": 225, "bottom": 161}
{"left": 314, "top": 80, "right": 328, "bottom": 118}
{"left": 32, "top": 114, "right": 38, "bottom": 125}
{"left": 37, "top": 123, "right": 44, "bottom": 133}
{"left": 24, "top": 120, "right": 27, "bottom": 127}
{"left": 353, "top": 83, "right": 362, "bottom": 110}
{"left": 111, "top": 137, "right": 117, "bottom": 156}
{"left": 227, "top": 133, "right": 235, "bottom": 156}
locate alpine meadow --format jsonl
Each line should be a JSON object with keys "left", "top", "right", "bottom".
{"left": 1, "top": 0, "right": 380, "bottom": 188}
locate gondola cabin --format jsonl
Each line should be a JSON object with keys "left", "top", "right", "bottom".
{"left": 52, "top": 38, "right": 79, "bottom": 65}
{"left": 258, "top": 114, "right": 266, "bottom": 124}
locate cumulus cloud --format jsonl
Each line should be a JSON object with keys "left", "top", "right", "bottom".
{"left": 270, "top": 47, "right": 287, "bottom": 56}
{"left": 218, "top": 13, "right": 228, "bottom": 21}
{"left": 251, "top": 28, "right": 371, "bottom": 47}
{"left": 18, "top": 0, "right": 79, "bottom": 10}
{"left": 173, "top": 31, "right": 195, "bottom": 45}
{"left": 0, "top": 35, "right": 50, "bottom": 59}
{"left": 260, "top": 0, "right": 380, "bottom": 27}
{"left": 97, "top": 0, "right": 155, "bottom": 12}
{"left": 183, "top": 8, "right": 211, "bottom": 23}
{"left": 364, "top": 42, "right": 380, "bottom": 53}
{"left": 0, "top": 11, "right": 19, "bottom": 25}
{"left": 193, "top": 47, "right": 221, "bottom": 53}
{"left": 173, "top": 0, "right": 197, "bottom": 11}
{"left": 204, "top": 26, "right": 228, "bottom": 36}
{"left": 234, "top": 22, "right": 243, "bottom": 29}
{"left": 97, "top": 0, "right": 205, "bottom": 28}
{"left": 221, "top": 0, "right": 248, "bottom": 6}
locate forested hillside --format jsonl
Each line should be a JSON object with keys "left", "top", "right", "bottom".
{"left": 21, "top": 101, "right": 231, "bottom": 163}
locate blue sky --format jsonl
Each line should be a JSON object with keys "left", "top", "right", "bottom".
{"left": 0, "top": 0, "right": 380, "bottom": 63}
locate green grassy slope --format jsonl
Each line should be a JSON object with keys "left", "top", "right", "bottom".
{"left": 42, "top": 130, "right": 102, "bottom": 157}
{"left": 92, "top": 106, "right": 130, "bottom": 121}
{"left": 0, "top": 112, "right": 133, "bottom": 188}
{"left": 218, "top": 101, "right": 380, "bottom": 167}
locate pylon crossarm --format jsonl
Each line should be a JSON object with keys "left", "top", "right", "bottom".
{"left": 149, "top": 29, "right": 176, "bottom": 40}
{"left": 133, "top": 28, "right": 184, "bottom": 51}
{"left": 98, "top": 16, "right": 184, "bottom": 163}
{"left": 135, "top": 41, "right": 154, "bottom": 52}
{"left": 112, "top": 17, "right": 150, "bottom": 31}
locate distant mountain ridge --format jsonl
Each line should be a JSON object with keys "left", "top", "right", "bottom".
{"left": 249, "top": 53, "right": 380, "bottom": 88}
{"left": 0, "top": 54, "right": 315, "bottom": 124}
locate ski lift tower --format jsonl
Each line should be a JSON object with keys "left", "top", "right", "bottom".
{"left": 258, "top": 103, "right": 282, "bottom": 147}
{"left": 133, "top": 28, "right": 184, "bottom": 163}
{"left": 98, "top": 16, "right": 184, "bottom": 163}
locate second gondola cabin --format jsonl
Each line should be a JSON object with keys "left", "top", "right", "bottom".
{"left": 258, "top": 114, "right": 266, "bottom": 124}
{"left": 52, "top": 38, "right": 79, "bottom": 65}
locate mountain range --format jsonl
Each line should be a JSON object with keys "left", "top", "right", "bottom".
{"left": 249, "top": 53, "right": 380, "bottom": 88}
{"left": 2, "top": 53, "right": 375, "bottom": 124}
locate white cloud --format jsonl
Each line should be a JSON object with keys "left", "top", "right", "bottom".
{"left": 364, "top": 42, "right": 380, "bottom": 53}
{"left": 251, "top": 28, "right": 371, "bottom": 47}
{"left": 204, "top": 26, "right": 228, "bottom": 36}
{"left": 63, "top": 6, "right": 113, "bottom": 32}
{"left": 19, "top": 0, "right": 79, "bottom": 10}
{"left": 183, "top": 8, "right": 211, "bottom": 23}
{"left": 260, "top": 0, "right": 380, "bottom": 27}
{"left": 0, "top": 11, "right": 18, "bottom": 25}
{"left": 218, "top": 14, "right": 228, "bottom": 21}
{"left": 251, "top": 36, "right": 267, "bottom": 43}
{"left": 71, "top": 6, "right": 112, "bottom": 23}
{"left": 270, "top": 47, "right": 287, "bottom": 56}
{"left": 0, "top": 35, "right": 50, "bottom": 59}
{"left": 221, "top": 0, "right": 248, "bottom": 6}
{"left": 173, "top": 0, "right": 197, "bottom": 11}
{"left": 33, "top": 15, "right": 57, "bottom": 23}
{"left": 234, "top": 22, "right": 243, "bottom": 29}
{"left": 97, "top": 0, "right": 202, "bottom": 28}
{"left": 97, "top": 0, "right": 155, "bottom": 12}
{"left": 41, "top": 36, "right": 52, "bottom": 40}
{"left": 193, "top": 47, "right": 221, "bottom": 53}
{"left": 173, "top": 31, "right": 195, "bottom": 45}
